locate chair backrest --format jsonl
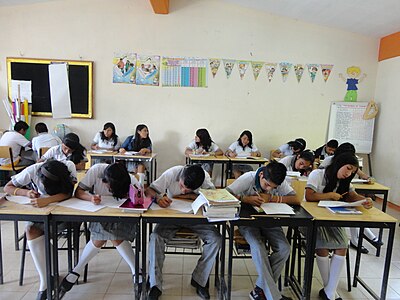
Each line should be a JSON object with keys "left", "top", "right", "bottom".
{"left": 39, "top": 147, "right": 50, "bottom": 157}
{"left": 290, "top": 179, "right": 307, "bottom": 201}
{"left": 0, "top": 146, "right": 26, "bottom": 172}
{"left": 226, "top": 178, "right": 235, "bottom": 186}
{"left": 0, "top": 146, "right": 12, "bottom": 160}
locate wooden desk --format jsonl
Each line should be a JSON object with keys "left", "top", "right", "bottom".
{"left": 86, "top": 150, "right": 117, "bottom": 167}
{"left": 0, "top": 198, "right": 54, "bottom": 300}
{"left": 187, "top": 155, "right": 230, "bottom": 187}
{"left": 50, "top": 206, "right": 141, "bottom": 300}
{"left": 114, "top": 153, "right": 158, "bottom": 183}
{"left": 302, "top": 202, "right": 397, "bottom": 300}
{"left": 227, "top": 156, "right": 268, "bottom": 178}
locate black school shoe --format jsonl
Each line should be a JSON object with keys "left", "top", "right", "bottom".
{"left": 280, "top": 295, "right": 293, "bottom": 300}
{"left": 36, "top": 291, "right": 47, "bottom": 300}
{"left": 191, "top": 277, "right": 210, "bottom": 300}
{"left": 349, "top": 242, "right": 369, "bottom": 254}
{"left": 371, "top": 239, "right": 384, "bottom": 248}
{"left": 148, "top": 286, "right": 162, "bottom": 300}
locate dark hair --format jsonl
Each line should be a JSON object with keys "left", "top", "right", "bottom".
{"left": 237, "top": 130, "right": 253, "bottom": 150}
{"left": 63, "top": 133, "right": 86, "bottom": 164}
{"left": 263, "top": 160, "right": 287, "bottom": 186}
{"left": 288, "top": 138, "right": 306, "bottom": 152}
{"left": 180, "top": 164, "right": 205, "bottom": 191}
{"left": 195, "top": 128, "right": 213, "bottom": 152}
{"left": 34, "top": 122, "right": 48, "bottom": 133}
{"left": 324, "top": 152, "right": 359, "bottom": 194}
{"left": 14, "top": 121, "right": 29, "bottom": 132}
{"left": 100, "top": 122, "right": 118, "bottom": 147}
{"left": 38, "top": 160, "right": 74, "bottom": 195}
{"left": 326, "top": 139, "right": 339, "bottom": 149}
{"left": 293, "top": 150, "right": 315, "bottom": 174}
{"left": 132, "top": 124, "right": 151, "bottom": 151}
{"left": 103, "top": 163, "right": 131, "bottom": 199}
{"left": 334, "top": 142, "right": 356, "bottom": 157}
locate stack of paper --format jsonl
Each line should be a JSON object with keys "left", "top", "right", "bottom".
{"left": 166, "top": 229, "right": 201, "bottom": 249}
{"left": 260, "top": 203, "right": 295, "bottom": 215}
{"left": 150, "top": 198, "right": 193, "bottom": 213}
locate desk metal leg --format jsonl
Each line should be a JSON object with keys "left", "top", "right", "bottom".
{"left": 47, "top": 217, "right": 55, "bottom": 300}
{"left": 221, "top": 163, "right": 225, "bottom": 188}
{"left": 303, "top": 223, "right": 315, "bottom": 300}
{"left": 380, "top": 223, "right": 395, "bottom": 299}
{"left": 226, "top": 224, "right": 234, "bottom": 300}
{"left": 376, "top": 191, "right": 388, "bottom": 257}
{"left": 142, "top": 221, "right": 148, "bottom": 300}
{"left": 134, "top": 222, "right": 141, "bottom": 299}
{"left": 0, "top": 221, "right": 3, "bottom": 284}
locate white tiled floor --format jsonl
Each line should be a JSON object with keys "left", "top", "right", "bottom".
{"left": 0, "top": 202, "right": 399, "bottom": 300}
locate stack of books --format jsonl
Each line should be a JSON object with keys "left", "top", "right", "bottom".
{"left": 197, "top": 189, "right": 240, "bottom": 221}
{"left": 166, "top": 229, "right": 201, "bottom": 249}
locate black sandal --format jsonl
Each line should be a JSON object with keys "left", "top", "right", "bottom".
{"left": 60, "top": 271, "right": 80, "bottom": 292}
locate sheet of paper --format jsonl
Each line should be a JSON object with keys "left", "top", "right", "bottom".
{"left": 11, "top": 80, "right": 32, "bottom": 103}
{"left": 318, "top": 199, "right": 367, "bottom": 207}
{"left": 98, "top": 195, "right": 123, "bottom": 208}
{"left": 286, "top": 171, "right": 301, "bottom": 177}
{"left": 260, "top": 203, "right": 295, "bottom": 215}
{"left": 57, "top": 198, "right": 105, "bottom": 212}
{"left": 150, "top": 198, "right": 193, "bottom": 213}
{"left": 351, "top": 179, "right": 369, "bottom": 183}
{"left": 49, "top": 63, "right": 72, "bottom": 119}
{"left": 5, "top": 195, "right": 33, "bottom": 205}
{"left": 191, "top": 194, "right": 208, "bottom": 214}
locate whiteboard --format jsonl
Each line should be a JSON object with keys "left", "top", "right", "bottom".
{"left": 327, "top": 102, "right": 375, "bottom": 154}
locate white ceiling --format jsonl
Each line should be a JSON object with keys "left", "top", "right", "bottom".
{"left": 1, "top": 0, "right": 399, "bottom": 38}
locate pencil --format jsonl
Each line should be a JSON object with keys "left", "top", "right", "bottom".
{"left": 340, "top": 192, "right": 348, "bottom": 198}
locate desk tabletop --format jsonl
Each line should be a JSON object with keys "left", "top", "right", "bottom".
{"left": 87, "top": 150, "right": 118, "bottom": 157}
{"left": 0, "top": 198, "right": 54, "bottom": 215}
{"left": 188, "top": 154, "right": 230, "bottom": 162}
{"left": 228, "top": 156, "right": 268, "bottom": 163}
{"left": 302, "top": 202, "right": 397, "bottom": 223}
{"left": 51, "top": 205, "right": 140, "bottom": 218}
{"left": 352, "top": 182, "right": 390, "bottom": 191}
{"left": 142, "top": 208, "right": 205, "bottom": 219}
{"left": 114, "top": 153, "right": 157, "bottom": 160}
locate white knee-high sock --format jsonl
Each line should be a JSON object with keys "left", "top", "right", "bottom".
{"left": 27, "top": 235, "right": 47, "bottom": 291}
{"left": 138, "top": 173, "right": 146, "bottom": 185}
{"left": 325, "top": 254, "right": 345, "bottom": 300}
{"left": 67, "top": 240, "right": 100, "bottom": 282}
{"left": 116, "top": 240, "right": 136, "bottom": 274}
{"left": 364, "top": 228, "right": 377, "bottom": 240}
{"left": 316, "top": 255, "right": 330, "bottom": 287}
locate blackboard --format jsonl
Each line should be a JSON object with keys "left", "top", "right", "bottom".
{"left": 7, "top": 57, "right": 93, "bottom": 118}
{"left": 327, "top": 102, "right": 375, "bottom": 154}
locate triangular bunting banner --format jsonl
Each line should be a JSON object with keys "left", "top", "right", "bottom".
{"left": 279, "top": 62, "right": 292, "bottom": 83}
{"left": 294, "top": 64, "right": 305, "bottom": 83}
{"left": 238, "top": 61, "right": 249, "bottom": 80}
{"left": 223, "top": 59, "right": 236, "bottom": 79}
{"left": 321, "top": 64, "right": 334, "bottom": 82}
{"left": 265, "top": 63, "right": 277, "bottom": 82}
{"left": 209, "top": 58, "right": 221, "bottom": 78}
{"left": 307, "top": 64, "right": 319, "bottom": 83}
{"left": 251, "top": 61, "right": 264, "bottom": 81}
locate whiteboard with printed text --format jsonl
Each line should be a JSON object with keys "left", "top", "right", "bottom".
{"left": 327, "top": 102, "right": 375, "bottom": 154}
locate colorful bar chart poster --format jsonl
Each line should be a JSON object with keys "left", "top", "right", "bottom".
{"left": 161, "top": 57, "right": 208, "bottom": 87}
{"left": 136, "top": 55, "right": 160, "bottom": 86}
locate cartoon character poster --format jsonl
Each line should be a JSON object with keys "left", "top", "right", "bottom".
{"left": 251, "top": 61, "right": 264, "bottom": 81}
{"left": 279, "top": 62, "right": 292, "bottom": 83}
{"left": 307, "top": 64, "right": 319, "bottom": 83}
{"left": 265, "top": 63, "right": 277, "bottom": 82}
{"left": 136, "top": 55, "right": 160, "bottom": 86}
{"left": 237, "top": 61, "right": 249, "bottom": 80}
{"left": 223, "top": 59, "right": 236, "bottom": 79}
{"left": 294, "top": 64, "right": 304, "bottom": 83}
{"left": 113, "top": 52, "right": 136, "bottom": 83}
{"left": 321, "top": 64, "right": 334, "bottom": 82}
{"left": 339, "top": 66, "right": 367, "bottom": 102}
{"left": 209, "top": 59, "right": 221, "bottom": 78}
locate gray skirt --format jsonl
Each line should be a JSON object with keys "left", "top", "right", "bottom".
{"left": 89, "top": 222, "right": 137, "bottom": 241}
{"left": 316, "top": 226, "right": 348, "bottom": 249}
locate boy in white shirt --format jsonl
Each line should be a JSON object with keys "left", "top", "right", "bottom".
{"left": 32, "top": 123, "right": 62, "bottom": 157}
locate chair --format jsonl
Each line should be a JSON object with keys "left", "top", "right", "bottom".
{"left": 39, "top": 147, "right": 50, "bottom": 157}
{"left": 0, "top": 146, "right": 27, "bottom": 185}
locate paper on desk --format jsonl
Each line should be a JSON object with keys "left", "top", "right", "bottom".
{"left": 57, "top": 198, "right": 105, "bottom": 212}
{"left": 91, "top": 149, "right": 113, "bottom": 154}
{"left": 190, "top": 153, "right": 210, "bottom": 157}
{"left": 318, "top": 199, "right": 367, "bottom": 207}
{"left": 286, "top": 171, "right": 301, "bottom": 177}
{"left": 351, "top": 179, "right": 369, "bottom": 183}
{"left": 260, "top": 203, "right": 295, "bottom": 215}
{"left": 97, "top": 195, "right": 123, "bottom": 208}
{"left": 150, "top": 198, "right": 193, "bottom": 213}
{"left": 5, "top": 195, "right": 33, "bottom": 205}
{"left": 192, "top": 194, "right": 208, "bottom": 214}
{"left": 124, "top": 151, "right": 140, "bottom": 156}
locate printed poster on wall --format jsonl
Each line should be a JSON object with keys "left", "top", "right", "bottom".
{"left": 293, "top": 64, "right": 305, "bottom": 83}
{"left": 279, "top": 62, "right": 292, "bottom": 83}
{"left": 321, "top": 64, "right": 334, "bottom": 82}
{"left": 251, "top": 61, "right": 264, "bottom": 81}
{"left": 223, "top": 60, "right": 236, "bottom": 79}
{"left": 136, "top": 55, "right": 160, "bottom": 86}
{"left": 113, "top": 52, "right": 136, "bottom": 84}
{"left": 237, "top": 61, "right": 249, "bottom": 80}
{"left": 209, "top": 59, "right": 221, "bottom": 78}
{"left": 265, "top": 63, "right": 277, "bottom": 82}
{"left": 307, "top": 64, "right": 319, "bottom": 83}
{"left": 161, "top": 57, "right": 208, "bottom": 87}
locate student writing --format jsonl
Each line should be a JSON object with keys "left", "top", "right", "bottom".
{"left": 271, "top": 138, "right": 306, "bottom": 159}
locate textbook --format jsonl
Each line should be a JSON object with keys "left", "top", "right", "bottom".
{"left": 326, "top": 206, "right": 362, "bottom": 214}
{"left": 199, "top": 189, "right": 240, "bottom": 205}
{"left": 119, "top": 196, "right": 153, "bottom": 213}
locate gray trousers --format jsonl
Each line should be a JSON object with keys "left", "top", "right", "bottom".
{"left": 239, "top": 226, "right": 290, "bottom": 300}
{"left": 149, "top": 223, "right": 222, "bottom": 290}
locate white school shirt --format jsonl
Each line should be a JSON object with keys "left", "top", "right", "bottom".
{"left": 306, "top": 169, "right": 355, "bottom": 194}
{"left": 228, "top": 141, "right": 259, "bottom": 157}
{"left": 226, "top": 170, "right": 295, "bottom": 197}
{"left": 41, "top": 145, "right": 69, "bottom": 161}
{"left": 149, "top": 165, "right": 215, "bottom": 198}
{"left": 32, "top": 133, "right": 62, "bottom": 156}
{"left": 0, "top": 131, "right": 31, "bottom": 165}
{"left": 187, "top": 141, "right": 220, "bottom": 153}
{"left": 11, "top": 161, "right": 77, "bottom": 195}
{"left": 92, "top": 132, "right": 121, "bottom": 150}
{"left": 278, "top": 143, "right": 294, "bottom": 156}
{"left": 78, "top": 163, "right": 139, "bottom": 196}
{"left": 279, "top": 155, "right": 296, "bottom": 171}
{"left": 318, "top": 156, "right": 333, "bottom": 169}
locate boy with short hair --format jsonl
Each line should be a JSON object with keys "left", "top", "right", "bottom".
{"left": 314, "top": 139, "right": 339, "bottom": 160}
{"left": 226, "top": 161, "right": 300, "bottom": 300}
{"left": 32, "top": 122, "right": 62, "bottom": 156}
{"left": 145, "top": 164, "right": 222, "bottom": 300}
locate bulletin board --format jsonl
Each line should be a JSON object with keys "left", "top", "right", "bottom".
{"left": 327, "top": 102, "right": 375, "bottom": 154}
{"left": 7, "top": 57, "right": 93, "bottom": 118}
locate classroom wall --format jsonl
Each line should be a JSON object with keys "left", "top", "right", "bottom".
{"left": 374, "top": 55, "right": 400, "bottom": 205}
{"left": 0, "top": 0, "right": 379, "bottom": 180}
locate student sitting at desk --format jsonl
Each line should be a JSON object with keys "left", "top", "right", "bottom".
{"left": 279, "top": 150, "right": 315, "bottom": 176}
{"left": 32, "top": 122, "right": 62, "bottom": 158}
{"left": 0, "top": 121, "right": 35, "bottom": 166}
{"left": 226, "top": 161, "right": 299, "bottom": 300}
{"left": 225, "top": 130, "right": 262, "bottom": 179}
{"left": 39, "top": 132, "right": 87, "bottom": 170}
{"left": 145, "top": 164, "right": 221, "bottom": 300}
{"left": 91, "top": 122, "right": 121, "bottom": 151}
{"left": 271, "top": 138, "right": 306, "bottom": 159}
{"left": 119, "top": 124, "right": 152, "bottom": 184}
{"left": 59, "top": 163, "right": 142, "bottom": 297}
{"left": 184, "top": 128, "right": 223, "bottom": 175}
{"left": 305, "top": 152, "right": 373, "bottom": 300}
{"left": 319, "top": 142, "right": 382, "bottom": 254}
{"left": 4, "top": 160, "right": 76, "bottom": 300}
{"left": 314, "top": 139, "right": 338, "bottom": 161}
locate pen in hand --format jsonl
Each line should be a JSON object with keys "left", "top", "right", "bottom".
{"left": 29, "top": 180, "right": 40, "bottom": 198}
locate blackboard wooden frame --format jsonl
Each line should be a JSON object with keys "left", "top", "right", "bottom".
{"left": 7, "top": 57, "right": 93, "bottom": 118}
